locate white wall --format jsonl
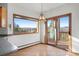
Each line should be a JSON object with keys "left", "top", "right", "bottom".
{"left": 45, "top": 3, "right": 79, "bottom": 53}
{"left": 7, "top": 3, "right": 40, "bottom": 47}
{"left": 40, "top": 21, "right": 45, "bottom": 43}
{"left": 8, "top": 34, "right": 40, "bottom": 47}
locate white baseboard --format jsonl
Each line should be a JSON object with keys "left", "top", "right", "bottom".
{"left": 18, "top": 41, "right": 40, "bottom": 49}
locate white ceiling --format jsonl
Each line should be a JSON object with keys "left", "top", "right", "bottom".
{"left": 10, "top": 3, "right": 66, "bottom": 18}
{"left": 13, "top": 3, "right": 65, "bottom": 14}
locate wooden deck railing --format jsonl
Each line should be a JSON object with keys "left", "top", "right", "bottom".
{"left": 59, "top": 32, "right": 69, "bottom": 41}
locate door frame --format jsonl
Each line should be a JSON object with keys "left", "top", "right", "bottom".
{"left": 45, "top": 17, "right": 58, "bottom": 45}
{"left": 45, "top": 13, "right": 72, "bottom": 51}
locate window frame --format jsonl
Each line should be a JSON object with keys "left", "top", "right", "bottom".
{"left": 58, "top": 15, "right": 70, "bottom": 33}
{"left": 47, "top": 13, "right": 71, "bottom": 34}
{"left": 46, "top": 13, "right": 72, "bottom": 44}
{"left": 13, "top": 14, "right": 39, "bottom": 35}
{"left": 57, "top": 14, "right": 71, "bottom": 34}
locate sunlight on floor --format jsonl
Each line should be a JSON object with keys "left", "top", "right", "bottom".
{"left": 6, "top": 44, "right": 78, "bottom": 56}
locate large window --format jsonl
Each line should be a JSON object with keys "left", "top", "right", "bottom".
{"left": 59, "top": 16, "right": 69, "bottom": 32}
{"left": 13, "top": 14, "right": 38, "bottom": 34}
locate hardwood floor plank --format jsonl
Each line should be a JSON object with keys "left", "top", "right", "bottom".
{"left": 6, "top": 44, "right": 77, "bottom": 56}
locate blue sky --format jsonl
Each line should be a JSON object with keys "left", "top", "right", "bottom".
{"left": 14, "top": 18, "right": 37, "bottom": 28}
{"left": 59, "top": 16, "right": 69, "bottom": 27}
{"left": 48, "top": 16, "right": 69, "bottom": 28}
{"left": 47, "top": 20, "right": 54, "bottom": 27}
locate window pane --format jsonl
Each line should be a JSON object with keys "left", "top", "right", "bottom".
{"left": 59, "top": 16, "right": 69, "bottom": 32}
{"left": 14, "top": 18, "right": 38, "bottom": 34}
{"left": 47, "top": 20, "right": 56, "bottom": 40}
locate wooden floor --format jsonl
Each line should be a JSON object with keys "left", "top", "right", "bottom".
{"left": 6, "top": 44, "right": 77, "bottom": 56}
{"left": 48, "top": 40, "right": 68, "bottom": 51}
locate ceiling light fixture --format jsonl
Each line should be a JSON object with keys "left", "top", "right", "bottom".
{"left": 39, "top": 3, "right": 46, "bottom": 22}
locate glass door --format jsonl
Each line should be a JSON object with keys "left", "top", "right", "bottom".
{"left": 47, "top": 20, "right": 57, "bottom": 45}
{"left": 57, "top": 16, "right": 70, "bottom": 51}
{"left": 46, "top": 14, "right": 71, "bottom": 51}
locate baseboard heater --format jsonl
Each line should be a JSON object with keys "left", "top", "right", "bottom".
{"left": 18, "top": 41, "right": 40, "bottom": 49}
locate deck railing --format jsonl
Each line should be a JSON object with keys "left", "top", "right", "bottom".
{"left": 59, "top": 32, "right": 69, "bottom": 41}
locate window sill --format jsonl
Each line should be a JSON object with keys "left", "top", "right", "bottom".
{"left": 13, "top": 32, "right": 39, "bottom": 35}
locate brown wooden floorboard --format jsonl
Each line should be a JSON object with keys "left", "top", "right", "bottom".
{"left": 6, "top": 44, "right": 77, "bottom": 56}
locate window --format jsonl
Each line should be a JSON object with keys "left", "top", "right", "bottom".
{"left": 13, "top": 14, "right": 38, "bottom": 34}
{"left": 59, "top": 16, "right": 69, "bottom": 32}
